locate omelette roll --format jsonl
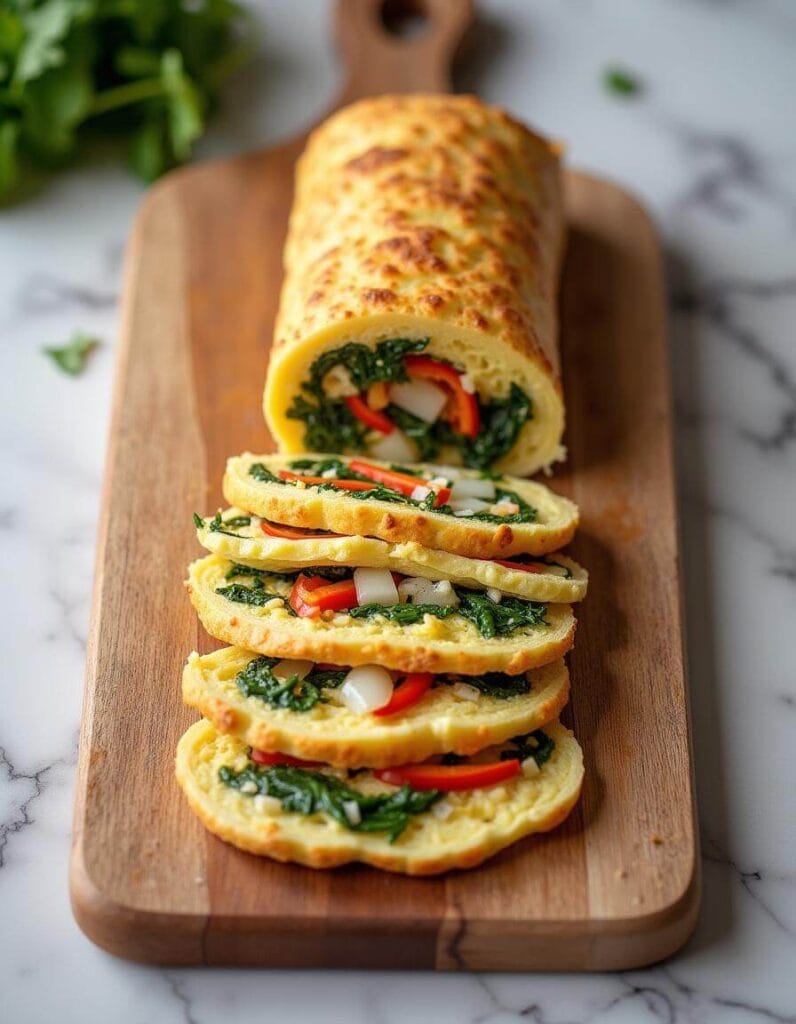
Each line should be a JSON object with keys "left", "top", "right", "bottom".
{"left": 264, "top": 94, "right": 565, "bottom": 477}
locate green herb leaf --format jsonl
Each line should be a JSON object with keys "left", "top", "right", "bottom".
{"left": 214, "top": 583, "right": 285, "bottom": 607}
{"left": 454, "top": 673, "right": 531, "bottom": 699}
{"left": 603, "top": 66, "right": 641, "bottom": 97}
{"left": 235, "top": 655, "right": 346, "bottom": 712}
{"left": 0, "top": 0, "right": 251, "bottom": 204}
{"left": 350, "top": 588, "right": 548, "bottom": 639}
{"left": 43, "top": 331, "right": 99, "bottom": 375}
{"left": 248, "top": 462, "right": 279, "bottom": 483}
{"left": 220, "top": 761, "right": 440, "bottom": 842}
{"left": 500, "top": 730, "right": 555, "bottom": 766}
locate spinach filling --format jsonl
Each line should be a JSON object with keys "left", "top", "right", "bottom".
{"left": 214, "top": 564, "right": 347, "bottom": 610}
{"left": 285, "top": 337, "right": 533, "bottom": 468}
{"left": 350, "top": 588, "right": 548, "bottom": 640}
{"left": 219, "top": 761, "right": 440, "bottom": 841}
{"left": 499, "top": 730, "right": 555, "bottom": 766}
{"left": 234, "top": 654, "right": 530, "bottom": 716}
{"left": 247, "top": 460, "right": 538, "bottom": 525}
{"left": 235, "top": 655, "right": 345, "bottom": 712}
{"left": 193, "top": 510, "right": 252, "bottom": 537}
{"left": 214, "top": 565, "right": 549, "bottom": 640}
{"left": 286, "top": 338, "right": 429, "bottom": 452}
{"left": 386, "top": 383, "right": 532, "bottom": 470}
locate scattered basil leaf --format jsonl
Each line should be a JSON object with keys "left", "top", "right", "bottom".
{"left": 43, "top": 331, "right": 99, "bottom": 375}
{"left": 603, "top": 66, "right": 641, "bottom": 97}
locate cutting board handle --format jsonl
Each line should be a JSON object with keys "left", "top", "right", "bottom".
{"left": 334, "top": 0, "right": 474, "bottom": 103}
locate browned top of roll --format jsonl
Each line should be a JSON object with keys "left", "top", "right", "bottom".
{"left": 275, "top": 93, "right": 564, "bottom": 384}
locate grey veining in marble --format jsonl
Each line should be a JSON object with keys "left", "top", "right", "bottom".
{"left": 1, "top": 0, "right": 795, "bottom": 1021}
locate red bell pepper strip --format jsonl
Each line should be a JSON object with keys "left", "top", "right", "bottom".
{"left": 302, "top": 577, "right": 358, "bottom": 612}
{"left": 288, "top": 573, "right": 326, "bottom": 617}
{"left": 289, "top": 573, "right": 357, "bottom": 617}
{"left": 278, "top": 470, "right": 377, "bottom": 491}
{"left": 403, "top": 354, "right": 480, "bottom": 438}
{"left": 251, "top": 749, "right": 324, "bottom": 768}
{"left": 347, "top": 460, "right": 452, "bottom": 506}
{"left": 345, "top": 394, "right": 394, "bottom": 434}
{"left": 260, "top": 519, "right": 335, "bottom": 540}
{"left": 375, "top": 758, "right": 520, "bottom": 791}
{"left": 372, "top": 672, "right": 433, "bottom": 717}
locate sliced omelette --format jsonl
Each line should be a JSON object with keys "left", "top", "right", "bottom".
{"left": 223, "top": 454, "right": 578, "bottom": 559}
{"left": 183, "top": 647, "right": 570, "bottom": 768}
{"left": 186, "top": 554, "right": 575, "bottom": 675}
{"left": 195, "top": 508, "right": 587, "bottom": 604}
{"left": 176, "top": 718, "right": 583, "bottom": 874}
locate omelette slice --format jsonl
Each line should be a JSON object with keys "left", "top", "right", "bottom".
{"left": 223, "top": 453, "right": 578, "bottom": 559}
{"left": 186, "top": 555, "right": 575, "bottom": 675}
{"left": 176, "top": 719, "right": 583, "bottom": 874}
{"left": 183, "top": 647, "right": 570, "bottom": 768}
{"left": 195, "top": 508, "right": 588, "bottom": 604}
{"left": 264, "top": 94, "right": 565, "bottom": 478}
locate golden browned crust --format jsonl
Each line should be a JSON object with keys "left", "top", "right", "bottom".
{"left": 182, "top": 647, "right": 571, "bottom": 767}
{"left": 264, "top": 94, "right": 566, "bottom": 476}
{"left": 175, "top": 719, "right": 584, "bottom": 875}
{"left": 187, "top": 555, "right": 576, "bottom": 676}
{"left": 223, "top": 453, "right": 579, "bottom": 559}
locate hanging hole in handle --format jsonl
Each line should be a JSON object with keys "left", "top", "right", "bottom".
{"left": 380, "top": 0, "right": 429, "bottom": 39}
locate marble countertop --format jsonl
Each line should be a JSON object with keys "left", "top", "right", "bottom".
{"left": 2, "top": 0, "right": 795, "bottom": 1020}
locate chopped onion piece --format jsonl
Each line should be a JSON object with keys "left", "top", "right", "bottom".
{"left": 522, "top": 757, "right": 541, "bottom": 777}
{"left": 322, "top": 364, "right": 358, "bottom": 398}
{"left": 369, "top": 427, "right": 417, "bottom": 463}
{"left": 240, "top": 779, "right": 258, "bottom": 794}
{"left": 426, "top": 580, "right": 460, "bottom": 607}
{"left": 388, "top": 379, "right": 448, "bottom": 423}
{"left": 432, "top": 799, "right": 454, "bottom": 820}
{"left": 342, "top": 800, "right": 362, "bottom": 825}
{"left": 410, "top": 485, "right": 432, "bottom": 502}
{"left": 340, "top": 666, "right": 394, "bottom": 713}
{"left": 253, "top": 794, "right": 282, "bottom": 815}
{"left": 453, "top": 682, "right": 480, "bottom": 702}
{"left": 321, "top": 467, "right": 338, "bottom": 479}
{"left": 398, "top": 577, "right": 433, "bottom": 602}
{"left": 486, "top": 588, "right": 503, "bottom": 604}
{"left": 272, "top": 659, "right": 314, "bottom": 682}
{"left": 447, "top": 497, "right": 491, "bottom": 514}
{"left": 450, "top": 478, "right": 496, "bottom": 501}
{"left": 453, "top": 509, "right": 475, "bottom": 517}
{"left": 353, "top": 567, "right": 399, "bottom": 606}
{"left": 459, "top": 373, "right": 476, "bottom": 394}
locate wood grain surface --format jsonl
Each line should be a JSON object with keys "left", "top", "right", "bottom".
{"left": 69, "top": 0, "right": 698, "bottom": 969}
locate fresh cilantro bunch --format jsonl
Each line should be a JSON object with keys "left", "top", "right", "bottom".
{"left": 0, "top": 0, "right": 251, "bottom": 204}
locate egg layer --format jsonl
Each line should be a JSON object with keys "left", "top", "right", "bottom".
{"left": 186, "top": 555, "right": 576, "bottom": 675}
{"left": 175, "top": 719, "right": 583, "bottom": 874}
{"left": 223, "top": 453, "right": 579, "bottom": 559}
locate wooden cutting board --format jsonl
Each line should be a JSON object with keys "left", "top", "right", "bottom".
{"left": 70, "top": 0, "right": 699, "bottom": 970}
